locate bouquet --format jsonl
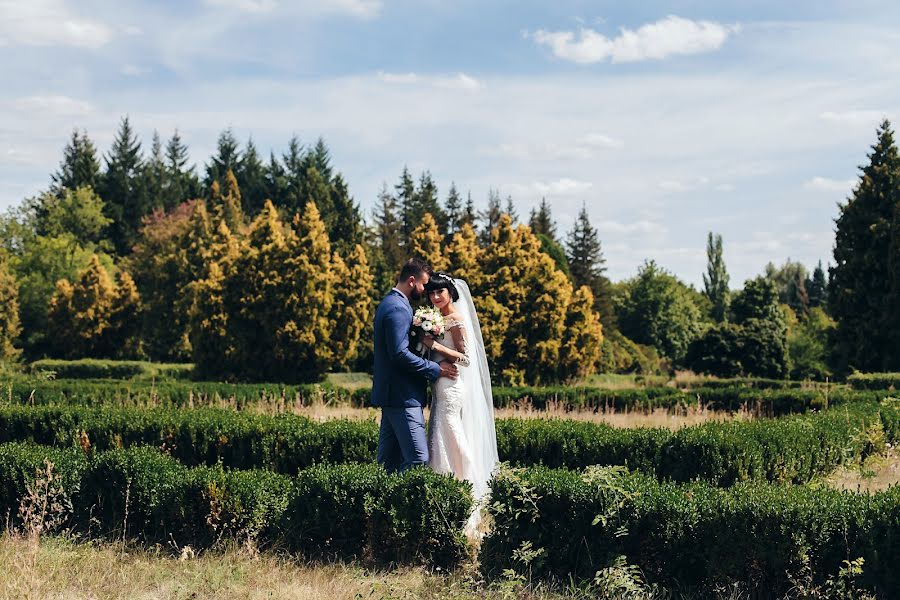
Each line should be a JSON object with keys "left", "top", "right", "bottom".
{"left": 411, "top": 306, "right": 445, "bottom": 357}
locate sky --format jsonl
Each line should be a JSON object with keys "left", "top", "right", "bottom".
{"left": 2, "top": 1, "right": 900, "bottom": 287}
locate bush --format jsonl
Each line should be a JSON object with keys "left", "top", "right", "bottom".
{"left": 0, "top": 443, "right": 470, "bottom": 568}
{"left": 848, "top": 373, "right": 900, "bottom": 390}
{"left": 482, "top": 466, "right": 900, "bottom": 597}
{"left": 28, "top": 359, "right": 194, "bottom": 381}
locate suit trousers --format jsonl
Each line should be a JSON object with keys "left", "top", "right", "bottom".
{"left": 377, "top": 406, "right": 429, "bottom": 473}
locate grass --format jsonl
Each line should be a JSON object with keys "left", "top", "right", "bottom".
{"left": 0, "top": 533, "right": 578, "bottom": 600}
{"left": 823, "top": 446, "right": 900, "bottom": 493}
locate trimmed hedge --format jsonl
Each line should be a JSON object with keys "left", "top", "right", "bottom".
{"left": 849, "top": 373, "right": 900, "bottom": 391}
{"left": 0, "top": 401, "right": 896, "bottom": 486}
{"left": 481, "top": 466, "right": 900, "bottom": 597}
{"left": 29, "top": 359, "right": 195, "bottom": 381}
{"left": 0, "top": 443, "right": 470, "bottom": 568}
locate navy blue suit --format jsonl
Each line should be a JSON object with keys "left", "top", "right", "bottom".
{"left": 371, "top": 288, "right": 441, "bottom": 472}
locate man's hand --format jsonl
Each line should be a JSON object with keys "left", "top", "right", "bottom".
{"left": 438, "top": 362, "right": 459, "bottom": 379}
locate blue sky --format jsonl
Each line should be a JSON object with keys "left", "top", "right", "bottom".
{"left": 2, "top": 1, "right": 900, "bottom": 287}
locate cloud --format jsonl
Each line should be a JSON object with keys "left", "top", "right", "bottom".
{"left": 715, "top": 183, "right": 735, "bottom": 192}
{"left": 121, "top": 64, "right": 149, "bottom": 77}
{"left": 505, "top": 178, "right": 593, "bottom": 197}
{"left": 13, "top": 95, "right": 94, "bottom": 116}
{"left": 658, "top": 176, "right": 709, "bottom": 192}
{"left": 378, "top": 72, "right": 482, "bottom": 92}
{"left": 0, "top": 0, "right": 113, "bottom": 48}
{"left": 482, "top": 133, "right": 622, "bottom": 160}
{"left": 819, "top": 110, "right": 886, "bottom": 124}
{"left": 595, "top": 220, "right": 668, "bottom": 235}
{"left": 204, "top": 0, "right": 382, "bottom": 19}
{"left": 804, "top": 176, "right": 856, "bottom": 192}
{"left": 530, "top": 15, "right": 737, "bottom": 64}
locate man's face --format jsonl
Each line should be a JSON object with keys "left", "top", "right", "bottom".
{"left": 410, "top": 273, "right": 429, "bottom": 302}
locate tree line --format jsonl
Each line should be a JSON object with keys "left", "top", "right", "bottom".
{"left": 0, "top": 117, "right": 896, "bottom": 382}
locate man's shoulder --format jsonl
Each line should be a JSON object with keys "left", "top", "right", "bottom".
{"left": 377, "top": 292, "right": 408, "bottom": 315}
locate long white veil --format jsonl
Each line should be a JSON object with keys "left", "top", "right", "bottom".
{"left": 453, "top": 279, "right": 499, "bottom": 506}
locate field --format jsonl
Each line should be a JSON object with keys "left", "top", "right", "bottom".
{"left": 2, "top": 369, "right": 900, "bottom": 598}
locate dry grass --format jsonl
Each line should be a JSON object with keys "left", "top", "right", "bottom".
{"left": 0, "top": 533, "right": 574, "bottom": 600}
{"left": 823, "top": 447, "right": 900, "bottom": 494}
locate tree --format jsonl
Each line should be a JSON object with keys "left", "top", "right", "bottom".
{"left": 731, "top": 276, "right": 782, "bottom": 325}
{"left": 0, "top": 250, "right": 20, "bottom": 360}
{"left": 204, "top": 128, "right": 241, "bottom": 191}
{"left": 702, "top": 232, "right": 730, "bottom": 322}
{"left": 787, "top": 307, "right": 835, "bottom": 380}
{"left": 142, "top": 132, "right": 167, "bottom": 213}
{"left": 264, "top": 150, "right": 289, "bottom": 211}
{"left": 281, "top": 136, "right": 306, "bottom": 214}
{"left": 685, "top": 323, "right": 743, "bottom": 378}
{"left": 163, "top": 129, "right": 201, "bottom": 211}
{"left": 446, "top": 222, "right": 483, "bottom": 288}
{"left": 408, "top": 212, "right": 449, "bottom": 272}
{"left": 566, "top": 204, "right": 615, "bottom": 331}
{"left": 444, "top": 182, "right": 463, "bottom": 239}
{"left": 558, "top": 286, "right": 604, "bottom": 381}
{"left": 765, "top": 259, "right": 809, "bottom": 316}
{"left": 462, "top": 192, "right": 477, "bottom": 229}
{"left": 101, "top": 116, "right": 146, "bottom": 254}
{"left": 372, "top": 183, "right": 404, "bottom": 294}
{"left": 504, "top": 195, "right": 518, "bottom": 224}
{"left": 616, "top": 260, "right": 704, "bottom": 365}
{"left": 829, "top": 120, "right": 900, "bottom": 372}
{"left": 529, "top": 198, "right": 557, "bottom": 241}
{"left": 329, "top": 243, "right": 373, "bottom": 371}
{"left": 50, "top": 130, "right": 101, "bottom": 196}
{"left": 479, "top": 190, "right": 502, "bottom": 246}
{"left": 330, "top": 174, "right": 364, "bottom": 256}
{"left": 38, "top": 186, "right": 112, "bottom": 247}
{"left": 210, "top": 170, "right": 244, "bottom": 234}
{"left": 237, "top": 138, "right": 268, "bottom": 216}
{"left": 806, "top": 261, "right": 828, "bottom": 309}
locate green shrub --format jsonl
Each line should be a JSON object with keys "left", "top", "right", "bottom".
{"left": 848, "top": 373, "right": 900, "bottom": 390}
{"left": 0, "top": 443, "right": 470, "bottom": 568}
{"left": 29, "top": 359, "right": 195, "bottom": 381}
{"left": 482, "top": 466, "right": 900, "bottom": 597}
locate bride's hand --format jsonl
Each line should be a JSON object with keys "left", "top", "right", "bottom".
{"left": 423, "top": 336, "right": 435, "bottom": 349}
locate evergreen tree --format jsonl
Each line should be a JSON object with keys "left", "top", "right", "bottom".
{"left": 373, "top": 184, "right": 404, "bottom": 294}
{"left": 529, "top": 197, "right": 557, "bottom": 241}
{"left": 566, "top": 204, "right": 616, "bottom": 331}
{"left": 330, "top": 174, "right": 363, "bottom": 255}
{"left": 408, "top": 212, "right": 449, "bottom": 272}
{"left": 731, "top": 276, "right": 783, "bottom": 325}
{"left": 329, "top": 243, "right": 373, "bottom": 370}
{"left": 504, "top": 195, "right": 518, "bottom": 224}
{"left": 786, "top": 269, "right": 810, "bottom": 318}
{"left": 304, "top": 137, "right": 333, "bottom": 182}
{"left": 212, "top": 170, "right": 244, "bottom": 234}
{"left": 0, "top": 250, "right": 20, "bottom": 360}
{"left": 164, "top": 129, "right": 200, "bottom": 211}
{"left": 462, "top": 192, "right": 477, "bottom": 228}
{"left": 446, "top": 222, "right": 482, "bottom": 288}
{"left": 101, "top": 116, "right": 146, "bottom": 254}
{"left": 830, "top": 119, "right": 900, "bottom": 372}
{"left": 237, "top": 138, "right": 268, "bottom": 216}
{"left": 479, "top": 190, "right": 502, "bottom": 246}
{"left": 559, "top": 285, "right": 604, "bottom": 381}
{"left": 50, "top": 129, "right": 101, "bottom": 196}
{"left": 806, "top": 261, "right": 828, "bottom": 309}
{"left": 204, "top": 128, "right": 242, "bottom": 190}
{"left": 281, "top": 136, "right": 306, "bottom": 215}
{"left": 444, "top": 182, "right": 463, "bottom": 239}
{"left": 299, "top": 167, "right": 334, "bottom": 231}
{"left": 702, "top": 232, "right": 730, "bottom": 322}
{"left": 264, "top": 150, "right": 288, "bottom": 209}
{"left": 143, "top": 131, "right": 166, "bottom": 212}
{"left": 108, "top": 271, "right": 143, "bottom": 358}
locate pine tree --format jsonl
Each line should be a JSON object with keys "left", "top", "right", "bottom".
{"left": 373, "top": 183, "right": 404, "bottom": 290}
{"left": 444, "top": 182, "right": 463, "bottom": 239}
{"left": 807, "top": 261, "right": 828, "bottom": 309}
{"left": 305, "top": 137, "right": 333, "bottom": 183}
{"left": 204, "top": 128, "right": 242, "bottom": 190}
{"left": 504, "top": 195, "right": 518, "bottom": 224}
{"left": 329, "top": 243, "right": 373, "bottom": 370}
{"left": 238, "top": 138, "right": 268, "bottom": 216}
{"left": 479, "top": 190, "right": 502, "bottom": 246}
{"left": 50, "top": 129, "right": 101, "bottom": 196}
{"left": 446, "top": 222, "right": 483, "bottom": 288}
{"left": 143, "top": 131, "right": 166, "bottom": 212}
{"left": 702, "top": 232, "right": 730, "bottom": 322}
{"left": 330, "top": 174, "right": 363, "bottom": 255}
{"left": 830, "top": 119, "right": 900, "bottom": 372}
{"left": 566, "top": 204, "right": 615, "bottom": 331}
{"left": 299, "top": 166, "right": 334, "bottom": 232}
{"left": 408, "top": 212, "right": 449, "bottom": 271}
{"left": 108, "top": 271, "right": 142, "bottom": 358}
{"left": 559, "top": 286, "right": 604, "bottom": 381}
{"left": 0, "top": 250, "right": 20, "bottom": 360}
{"left": 264, "top": 151, "right": 288, "bottom": 209}
{"left": 786, "top": 269, "right": 810, "bottom": 318}
{"left": 101, "top": 116, "right": 146, "bottom": 254}
{"left": 213, "top": 170, "right": 244, "bottom": 234}
{"left": 462, "top": 192, "right": 477, "bottom": 229}
{"left": 529, "top": 197, "right": 557, "bottom": 240}
{"left": 47, "top": 254, "right": 117, "bottom": 358}
{"left": 164, "top": 129, "right": 200, "bottom": 211}
{"left": 281, "top": 136, "right": 306, "bottom": 215}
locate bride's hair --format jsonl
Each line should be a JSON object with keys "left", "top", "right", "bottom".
{"left": 424, "top": 271, "right": 460, "bottom": 302}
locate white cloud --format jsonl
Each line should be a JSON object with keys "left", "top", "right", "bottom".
{"left": 804, "top": 176, "right": 856, "bottom": 192}
{"left": 658, "top": 176, "right": 709, "bottom": 192}
{"left": 204, "top": 0, "right": 381, "bottom": 19}
{"left": 13, "top": 95, "right": 94, "bottom": 116}
{"left": 121, "top": 64, "right": 149, "bottom": 77}
{"left": 505, "top": 178, "right": 593, "bottom": 197}
{"left": 715, "top": 183, "right": 735, "bottom": 192}
{"left": 579, "top": 133, "right": 623, "bottom": 148}
{"left": 531, "top": 15, "right": 737, "bottom": 64}
{"left": 482, "top": 132, "right": 622, "bottom": 160}
{"left": 379, "top": 71, "right": 482, "bottom": 92}
{"left": 595, "top": 220, "right": 668, "bottom": 235}
{"left": 0, "top": 0, "right": 113, "bottom": 48}
{"left": 819, "top": 110, "right": 886, "bottom": 124}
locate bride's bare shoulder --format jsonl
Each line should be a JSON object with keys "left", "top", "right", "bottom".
{"left": 446, "top": 312, "right": 466, "bottom": 327}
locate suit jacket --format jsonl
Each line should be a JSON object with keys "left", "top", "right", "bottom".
{"left": 371, "top": 289, "right": 441, "bottom": 408}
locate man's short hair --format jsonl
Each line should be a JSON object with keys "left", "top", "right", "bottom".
{"left": 398, "top": 258, "right": 432, "bottom": 283}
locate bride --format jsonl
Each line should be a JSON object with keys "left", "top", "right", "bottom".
{"left": 421, "top": 271, "right": 499, "bottom": 538}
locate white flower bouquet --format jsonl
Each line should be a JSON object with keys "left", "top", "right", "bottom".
{"left": 411, "top": 306, "right": 445, "bottom": 356}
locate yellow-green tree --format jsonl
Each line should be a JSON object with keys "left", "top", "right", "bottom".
{"left": 408, "top": 212, "right": 449, "bottom": 272}
{"left": 477, "top": 215, "right": 572, "bottom": 385}
{"left": 446, "top": 222, "right": 483, "bottom": 288}
{"left": 108, "top": 271, "right": 143, "bottom": 358}
{"left": 210, "top": 171, "right": 244, "bottom": 234}
{"left": 0, "top": 250, "right": 21, "bottom": 360}
{"left": 329, "top": 243, "right": 373, "bottom": 371}
{"left": 559, "top": 285, "right": 604, "bottom": 381}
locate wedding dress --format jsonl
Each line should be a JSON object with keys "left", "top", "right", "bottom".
{"left": 428, "top": 279, "right": 499, "bottom": 538}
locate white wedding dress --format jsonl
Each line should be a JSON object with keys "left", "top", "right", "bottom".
{"left": 428, "top": 279, "right": 499, "bottom": 538}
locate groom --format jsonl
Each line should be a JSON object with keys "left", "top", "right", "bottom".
{"left": 372, "top": 258, "right": 458, "bottom": 472}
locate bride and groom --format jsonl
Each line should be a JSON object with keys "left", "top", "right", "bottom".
{"left": 371, "top": 258, "right": 499, "bottom": 536}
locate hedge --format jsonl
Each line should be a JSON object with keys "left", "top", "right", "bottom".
{"left": 0, "top": 401, "right": 896, "bottom": 486}
{"left": 29, "top": 359, "right": 196, "bottom": 381}
{"left": 0, "top": 443, "right": 470, "bottom": 568}
{"left": 848, "top": 373, "right": 900, "bottom": 391}
{"left": 481, "top": 466, "right": 900, "bottom": 597}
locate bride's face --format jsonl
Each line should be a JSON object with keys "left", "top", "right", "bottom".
{"left": 428, "top": 287, "right": 451, "bottom": 310}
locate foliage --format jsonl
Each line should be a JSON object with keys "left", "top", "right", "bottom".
{"left": 848, "top": 373, "right": 900, "bottom": 390}
{"left": 0, "top": 250, "right": 21, "bottom": 361}
{"left": 27, "top": 359, "right": 193, "bottom": 381}
{"left": 787, "top": 307, "right": 836, "bottom": 380}
{"left": 558, "top": 286, "right": 604, "bottom": 381}
{"left": 703, "top": 232, "right": 730, "bottom": 322}
{"left": 408, "top": 212, "right": 449, "bottom": 271}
